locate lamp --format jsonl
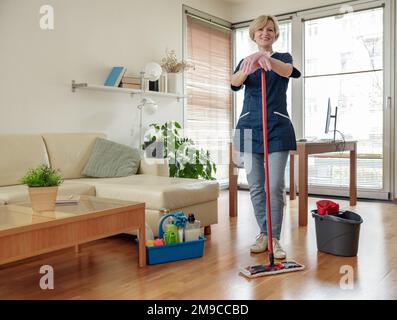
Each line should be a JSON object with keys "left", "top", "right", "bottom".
{"left": 137, "top": 97, "right": 158, "bottom": 148}
{"left": 140, "top": 62, "right": 162, "bottom": 90}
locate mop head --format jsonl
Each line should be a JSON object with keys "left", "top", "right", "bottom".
{"left": 239, "top": 261, "right": 305, "bottom": 278}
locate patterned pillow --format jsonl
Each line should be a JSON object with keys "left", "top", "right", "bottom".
{"left": 82, "top": 138, "right": 140, "bottom": 178}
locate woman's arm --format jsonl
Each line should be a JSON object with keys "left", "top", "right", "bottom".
{"left": 268, "top": 57, "right": 293, "bottom": 78}
{"left": 231, "top": 70, "right": 248, "bottom": 87}
{"left": 232, "top": 53, "right": 294, "bottom": 82}
{"left": 240, "top": 52, "right": 292, "bottom": 78}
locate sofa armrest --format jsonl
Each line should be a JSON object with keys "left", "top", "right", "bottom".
{"left": 138, "top": 158, "right": 169, "bottom": 177}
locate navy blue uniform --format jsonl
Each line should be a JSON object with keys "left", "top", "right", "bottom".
{"left": 232, "top": 52, "right": 300, "bottom": 154}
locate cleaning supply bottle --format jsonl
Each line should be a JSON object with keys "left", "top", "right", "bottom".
{"left": 178, "top": 228, "right": 184, "bottom": 243}
{"left": 164, "top": 223, "right": 179, "bottom": 244}
{"left": 172, "top": 211, "right": 188, "bottom": 243}
{"left": 145, "top": 223, "right": 154, "bottom": 241}
{"left": 184, "top": 213, "right": 201, "bottom": 241}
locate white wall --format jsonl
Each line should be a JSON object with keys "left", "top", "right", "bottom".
{"left": 0, "top": 0, "right": 231, "bottom": 147}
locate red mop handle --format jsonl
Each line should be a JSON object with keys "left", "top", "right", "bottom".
{"left": 261, "top": 69, "right": 274, "bottom": 259}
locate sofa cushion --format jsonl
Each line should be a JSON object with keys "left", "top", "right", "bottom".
{"left": 75, "top": 175, "right": 219, "bottom": 210}
{"left": 42, "top": 133, "right": 106, "bottom": 179}
{"left": 0, "top": 135, "right": 50, "bottom": 187}
{"left": 82, "top": 138, "right": 140, "bottom": 178}
{"left": 138, "top": 158, "right": 169, "bottom": 177}
{"left": 0, "top": 181, "right": 95, "bottom": 204}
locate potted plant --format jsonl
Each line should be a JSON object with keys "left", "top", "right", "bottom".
{"left": 142, "top": 121, "right": 216, "bottom": 180}
{"left": 21, "top": 164, "right": 63, "bottom": 212}
{"left": 160, "top": 49, "right": 194, "bottom": 94}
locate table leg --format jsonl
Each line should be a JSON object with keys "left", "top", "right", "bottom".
{"left": 289, "top": 154, "right": 296, "bottom": 200}
{"left": 350, "top": 146, "right": 357, "bottom": 206}
{"left": 138, "top": 211, "right": 146, "bottom": 267}
{"left": 229, "top": 144, "right": 238, "bottom": 217}
{"left": 298, "top": 151, "right": 308, "bottom": 226}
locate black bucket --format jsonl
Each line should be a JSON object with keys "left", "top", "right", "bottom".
{"left": 312, "top": 210, "right": 363, "bottom": 257}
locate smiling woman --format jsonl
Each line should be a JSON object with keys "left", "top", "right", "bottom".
{"left": 231, "top": 14, "right": 301, "bottom": 259}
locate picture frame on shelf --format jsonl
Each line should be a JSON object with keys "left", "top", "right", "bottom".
{"left": 104, "top": 66, "right": 127, "bottom": 87}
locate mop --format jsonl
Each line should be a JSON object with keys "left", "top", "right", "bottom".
{"left": 239, "top": 69, "right": 305, "bottom": 278}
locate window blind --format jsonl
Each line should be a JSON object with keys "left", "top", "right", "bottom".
{"left": 186, "top": 15, "right": 232, "bottom": 182}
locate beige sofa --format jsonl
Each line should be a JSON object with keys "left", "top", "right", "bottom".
{"left": 0, "top": 133, "right": 219, "bottom": 236}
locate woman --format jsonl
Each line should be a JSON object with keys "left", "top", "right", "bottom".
{"left": 231, "top": 15, "right": 301, "bottom": 259}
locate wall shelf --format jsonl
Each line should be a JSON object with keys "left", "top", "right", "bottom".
{"left": 71, "top": 80, "right": 185, "bottom": 101}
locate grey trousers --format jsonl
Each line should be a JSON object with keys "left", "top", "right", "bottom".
{"left": 244, "top": 151, "right": 289, "bottom": 239}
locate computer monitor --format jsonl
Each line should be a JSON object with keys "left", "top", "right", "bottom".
{"left": 325, "top": 98, "right": 338, "bottom": 141}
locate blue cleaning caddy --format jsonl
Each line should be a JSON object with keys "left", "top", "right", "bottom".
{"left": 146, "top": 212, "right": 205, "bottom": 265}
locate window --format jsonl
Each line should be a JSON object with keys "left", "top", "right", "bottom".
{"left": 185, "top": 15, "right": 232, "bottom": 182}
{"left": 304, "top": 7, "right": 384, "bottom": 190}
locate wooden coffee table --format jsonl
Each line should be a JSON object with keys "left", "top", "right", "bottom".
{"left": 0, "top": 196, "right": 146, "bottom": 267}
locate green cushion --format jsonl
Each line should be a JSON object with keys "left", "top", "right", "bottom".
{"left": 82, "top": 138, "right": 140, "bottom": 178}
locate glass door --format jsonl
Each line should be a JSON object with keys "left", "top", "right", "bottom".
{"left": 302, "top": 2, "right": 392, "bottom": 199}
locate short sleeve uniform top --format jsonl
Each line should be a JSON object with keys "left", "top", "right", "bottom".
{"left": 232, "top": 52, "right": 299, "bottom": 154}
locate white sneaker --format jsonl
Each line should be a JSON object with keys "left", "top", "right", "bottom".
{"left": 250, "top": 233, "right": 268, "bottom": 253}
{"left": 272, "top": 238, "right": 287, "bottom": 259}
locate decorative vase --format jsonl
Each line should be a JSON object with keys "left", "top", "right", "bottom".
{"left": 167, "top": 72, "right": 182, "bottom": 94}
{"left": 28, "top": 186, "right": 58, "bottom": 212}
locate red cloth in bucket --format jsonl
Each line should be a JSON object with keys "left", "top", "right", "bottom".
{"left": 316, "top": 200, "right": 339, "bottom": 215}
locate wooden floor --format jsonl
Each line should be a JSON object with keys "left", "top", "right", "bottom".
{"left": 1, "top": 190, "right": 396, "bottom": 300}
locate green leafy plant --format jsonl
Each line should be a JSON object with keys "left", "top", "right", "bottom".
{"left": 21, "top": 164, "right": 63, "bottom": 187}
{"left": 142, "top": 121, "right": 216, "bottom": 180}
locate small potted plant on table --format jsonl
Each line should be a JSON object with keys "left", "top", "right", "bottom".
{"left": 21, "top": 164, "right": 63, "bottom": 212}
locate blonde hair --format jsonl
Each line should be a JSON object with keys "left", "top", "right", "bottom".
{"left": 249, "top": 15, "right": 280, "bottom": 42}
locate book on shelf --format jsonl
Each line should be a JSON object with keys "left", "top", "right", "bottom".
{"left": 120, "top": 83, "right": 141, "bottom": 89}
{"left": 104, "top": 66, "right": 127, "bottom": 87}
{"left": 55, "top": 195, "right": 80, "bottom": 205}
{"left": 122, "top": 75, "right": 141, "bottom": 85}
{"left": 119, "top": 74, "right": 168, "bottom": 92}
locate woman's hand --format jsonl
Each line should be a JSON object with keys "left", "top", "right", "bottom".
{"left": 240, "top": 52, "right": 272, "bottom": 75}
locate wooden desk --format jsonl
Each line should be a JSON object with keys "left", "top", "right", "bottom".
{"left": 229, "top": 141, "right": 357, "bottom": 227}
{"left": 290, "top": 140, "right": 357, "bottom": 226}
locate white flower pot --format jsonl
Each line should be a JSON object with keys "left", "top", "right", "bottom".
{"left": 167, "top": 73, "right": 182, "bottom": 94}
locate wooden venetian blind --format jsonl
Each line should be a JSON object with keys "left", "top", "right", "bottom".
{"left": 186, "top": 15, "right": 232, "bottom": 181}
